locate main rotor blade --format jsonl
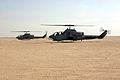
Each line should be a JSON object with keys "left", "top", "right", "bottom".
{"left": 41, "top": 24, "right": 95, "bottom": 27}
{"left": 11, "top": 31, "right": 42, "bottom": 32}
{"left": 41, "top": 24, "right": 75, "bottom": 26}
{"left": 99, "top": 27, "right": 111, "bottom": 34}
{"left": 11, "top": 31, "right": 30, "bottom": 32}
{"left": 30, "top": 31, "right": 42, "bottom": 32}
{"left": 75, "top": 25, "right": 95, "bottom": 27}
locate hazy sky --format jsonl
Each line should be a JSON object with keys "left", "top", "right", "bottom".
{"left": 0, "top": 0, "right": 120, "bottom": 37}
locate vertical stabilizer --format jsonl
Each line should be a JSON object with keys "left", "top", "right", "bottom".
{"left": 98, "top": 30, "right": 107, "bottom": 39}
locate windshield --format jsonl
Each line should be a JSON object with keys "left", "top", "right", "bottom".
{"left": 53, "top": 32, "right": 62, "bottom": 36}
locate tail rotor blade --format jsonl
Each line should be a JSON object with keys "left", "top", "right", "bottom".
{"left": 100, "top": 27, "right": 105, "bottom": 32}
{"left": 107, "top": 30, "right": 111, "bottom": 34}
{"left": 100, "top": 27, "right": 111, "bottom": 34}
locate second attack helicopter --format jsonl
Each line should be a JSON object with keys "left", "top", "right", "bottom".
{"left": 12, "top": 31, "right": 47, "bottom": 40}
{"left": 41, "top": 24, "right": 109, "bottom": 41}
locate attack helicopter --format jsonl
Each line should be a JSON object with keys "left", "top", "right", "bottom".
{"left": 41, "top": 24, "right": 109, "bottom": 41}
{"left": 12, "top": 31, "right": 47, "bottom": 40}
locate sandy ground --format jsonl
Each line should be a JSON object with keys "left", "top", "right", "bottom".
{"left": 0, "top": 37, "right": 120, "bottom": 80}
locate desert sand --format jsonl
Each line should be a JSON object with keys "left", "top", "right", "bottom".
{"left": 0, "top": 36, "right": 120, "bottom": 80}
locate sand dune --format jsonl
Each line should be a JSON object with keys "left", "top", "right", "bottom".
{"left": 0, "top": 37, "right": 120, "bottom": 80}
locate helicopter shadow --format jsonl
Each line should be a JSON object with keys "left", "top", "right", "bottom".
{"left": 81, "top": 41, "right": 101, "bottom": 43}
{"left": 45, "top": 41, "right": 74, "bottom": 44}
{"left": 45, "top": 40, "right": 101, "bottom": 44}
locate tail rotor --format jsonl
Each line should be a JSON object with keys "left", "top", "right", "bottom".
{"left": 100, "top": 27, "right": 111, "bottom": 34}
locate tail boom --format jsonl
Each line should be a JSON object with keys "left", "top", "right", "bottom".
{"left": 98, "top": 30, "right": 107, "bottom": 39}
{"left": 79, "top": 30, "right": 108, "bottom": 40}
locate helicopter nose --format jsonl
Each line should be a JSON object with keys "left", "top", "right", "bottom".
{"left": 16, "top": 36, "right": 19, "bottom": 39}
{"left": 49, "top": 35, "right": 53, "bottom": 38}
{"left": 16, "top": 36, "right": 20, "bottom": 39}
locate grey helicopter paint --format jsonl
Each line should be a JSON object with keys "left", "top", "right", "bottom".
{"left": 42, "top": 24, "right": 109, "bottom": 41}
{"left": 12, "top": 31, "right": 47, "bottom": 40}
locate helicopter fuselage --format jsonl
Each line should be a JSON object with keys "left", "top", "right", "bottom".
{"left": 16, "top": 33, "right": 47, "bottom": 40}
{"left": 49, "top": 28, "right": 84, "bottom": 41}
{"left": 49, "top": 28, "right": 108, "bottom": 41}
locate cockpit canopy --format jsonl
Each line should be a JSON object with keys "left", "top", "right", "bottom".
{"left": 52, "top": 32, "right": 63, "bottom": 36}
